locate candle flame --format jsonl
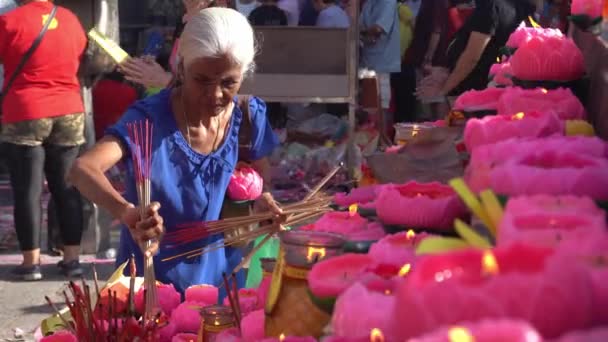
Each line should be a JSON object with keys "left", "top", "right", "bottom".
{"left": 279, "top": 334, "right": 286, "bottom": 341}
{"left": 496, "top": 56, "right": 500, "bottom": 63}
{"left": 307, "top": 247, "right": 326, "bottom": 263}
{"left": 482, "top": 250, "right": 500, "bottom": 275}
{"left": 512, "top": 112, "right": 525, "bottom": 120}
{"left": 406, "top": 230, "right": 416, "bottom": 239}
{"left": 370, "top": 328, "right": 385, "bottom": 342}
{"left": 349, "top": 204, "right": 358, "bottom": 217}
{"left": 528, "top": 16, "right": 541, "bottom": 28}
{"left": 384, "top": 289, "right": 391, "bottom": 295}
{"left": 398, "top": 263, "right": 412, "bottom": 277}
{"left": 448, "top": 326, "right": 474, "bottom": 342}
{"left": 541, "top": 88, "right": 548, "bottom": 94}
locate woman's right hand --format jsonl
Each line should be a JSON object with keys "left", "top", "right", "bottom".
{"left": 120, "top": 202, "right": 165, "bottom": 258}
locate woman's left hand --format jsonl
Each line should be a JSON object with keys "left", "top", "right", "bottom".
{"left": 254, "top": 192, "right": 285, "bottom": 223}
{"left": 119, "top": 57, "right": 172, "bottom": 89}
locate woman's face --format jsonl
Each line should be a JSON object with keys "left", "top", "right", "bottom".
{"left": 181, "top": 55, "right": 243, "bottom": 116}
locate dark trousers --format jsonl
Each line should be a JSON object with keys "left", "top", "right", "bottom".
{"left": 390, "top": 64, "right": 418, "bottom": 123}
{"left": 4, "top": 142, "right": 83, "bottom": 251}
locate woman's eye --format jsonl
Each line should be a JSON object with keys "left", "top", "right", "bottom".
{"left": 222, "top": 80, "right": 238, "bottom": 88}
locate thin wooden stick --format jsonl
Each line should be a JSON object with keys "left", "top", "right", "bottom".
{"left": 44, "top": 296, "right": 75, "bottom": 333}
{"left": 92, "top": 263, "right": 100, "bottom": 301}
{"left": 231, "top": 273, "right": 242, "bottom": 323}
{"left": 222, "top": 273, "right": 241, "bottom": 332}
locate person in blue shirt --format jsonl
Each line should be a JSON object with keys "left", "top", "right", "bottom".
{"left": 359, "top": 0, "right": 401, "bottom": 110}
{"left": 68, "top": 7, "right": 282, "bottom": 298}
{"left": 313, "top": 0, "right": 350, "bottom": 28}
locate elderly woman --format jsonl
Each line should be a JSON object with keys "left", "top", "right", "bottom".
{"left": 68, "top": 7, "right": 281, "bottom": 294}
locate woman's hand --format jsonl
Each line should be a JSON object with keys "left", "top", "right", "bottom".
{"left": 254, "top": 192, "right": 285, "bottom": 223}
{"left": 119, "top": 57, "right": 172, "bottom": 89}
{"left": 120, "top": 202, "right": 165, "bottom": 258}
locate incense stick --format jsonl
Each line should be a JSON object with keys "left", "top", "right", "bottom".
{"left": 44, "top": 296, "right": 75, "bottom": 333}
{"left": 222, "top": 273, "right": 241, "bottom": 332}
{"left": 92, "top": 263, "right": 100, "bottom": 301}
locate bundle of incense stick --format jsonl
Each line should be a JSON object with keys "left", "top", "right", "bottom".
{"left": 222, "top": 273, "right": 242, "bottom": 333}
{"left": 162, "top": 164, "right": 344, "bottom": 263}
{"left": 163, "top": 194, "right": 333, "bottom": 247}
{"left": 127, "top": 120, "right": 158, "bottom": 321}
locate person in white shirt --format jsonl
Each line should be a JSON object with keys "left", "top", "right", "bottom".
{"left": 235, "top": 0, "right": 259, "bottom": 17}
{"left": 313, "top": 0, "right": 350, "bottom": 28}
{"left": 278, "top": 0, "right": 300, "bottom": 25}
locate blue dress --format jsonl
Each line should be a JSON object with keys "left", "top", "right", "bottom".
{"left": 107, "top": 89, "right": 279, "bottom": 299}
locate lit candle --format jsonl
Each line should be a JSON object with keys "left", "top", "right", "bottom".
{"left": 199, "top": 305, "right": 236, "bottom": 342}
{"left": 410, "top": 319, "right": 542, "bottom": 342}
{"left": 172, "top": 333, "right": 198, "bottom": 342}
{"left": 497, "top": 87, "right": 586, "bottom": 121}
{"left": 367, "top": 230, "right": 428, "bottom": 267}
{"left": 185, "top": 284, "right": 219, "bottom": 305}
{"left": 221, "top": 288, "right": 259, "bottom": 316}
{"left": 375, "top": 182, "right": 466, "bottom": 230}
{"left": 388, "top": 244, "right": 594, "bottom": 340}
{"left": 463, "top": 111, "right": 563, "bottom": 152}
{"left": 299, "top": 212, "right": 369, "bottom": 241}
{"left": 279, "top": 231, "right": 345, "bottom": 268}
{"left": 307, "top": 253, "right": 376, "bottom": 299}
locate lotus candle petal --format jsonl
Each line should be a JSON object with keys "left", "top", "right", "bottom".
{"left": 158, "top": 321, "right": 178, "bottom": 342}
{"left": 241, "top": 309, "right": 265, "bottom": 341}
{"left": 308, "top": 253, "right": 376, "bottom": 298}
{"left": 299, "top": 212, "right": 378, "bottom": 241}
{"left": 556, "top": 328, "right": 608, "bottom": 342}
{"left": 346, "top": 221, "right": 386, "bottom": 242}
{"left": 489, "top": 62, "right": 513, "bottom": 87}
{"left": 134, "top": 283, "right": 181, "bottom": 315}
{"left": 171, "top": 333, "right": 198, "bottom": 342}
{"left": 227, "top": 165, "right": 264, "bottom": 201}
{"left": 388, "top": 244, "right": 594, "bottom": 340}
{"left": 185, "top": 284, "right": 219, "bottom": 305}
{"left": 463, "top": 111, "right": 563, "bottom": 151}
{"left": 256, "top": 274, "right": 272, "bottom": 310}
{"left": 510, "top": 36, "right": 585, "bottom": 82}
{"left": 571, "top": 0, "right": 603, "bottom": 18}
{"left": 488, "top": 151, "right": 608, "bottom": 200}
{"left": 40, "top": 331, "right": 78, "bottom": 342}
{"left": 497, "top": 87, "right": 586, "bottom": 120}
{"left": 368, "top": 231, "right": 428, "bottom": 267}
{"left": 334, "top": 185, "right": 383, "bottom": 207}
{"left": 331, "top": 283, "right": 395, "bottom": 340}
{"left": 171, "top": 301, "right": 206, "bottom": 333}
{"left": 506, "top": 24, "right": 564, "bottom": 49}
{"left": 466, "top": 136, "right": 608, "bottom": 192}
{"left": 221, "top": 288, "right": 258, "bottom": 315}
{"left": 453, "top": 87, "right": 505, "bottom": 112}
{"left": 215, "top": 328, "right": 242, "bottom": 342}
{"left": 375, "top": 182, "right": 466, "bottom": 229}
{"left": 410, "top": 319, "right": 542, "bottom": 342}
{"left": 498, "top": 195, "right": 607, "bottom": 247}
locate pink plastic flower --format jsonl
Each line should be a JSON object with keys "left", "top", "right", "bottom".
{"left": 488, "top": 150, "right": 608, "bottom": 200}
{"left": 410, "top": 319, "right": 542, "bottom": 342}
{"left": 497, "top": 87, "right": 586, "bottom": 120}
{"left": 388, "top": 244, "right": 594, "bottom": 340}
{"left": 510, "top": 36, "right": 585, "bottom": 82}
{"left": 465, "top": 136, "right": 608, "bottom": 192}
{"left": 463, "top": 111, "right": 564, "bottom": 152}
{"left": 453, "top": 87, "right": 505, "bottom": 112}
{"left": 171, "top": 301, "right": 206, "bottom": 333}
{"left": 227, "top": 165, "right": 264, "bottom": 201}
{"left": 498, "top": 195, "right": 607, "bottom": 247}
{"left": 134, "top": 283, "right": 182, "bottom": 316}
{"left": 331, "top": 283, "right": 396, "bottom": 340}
{"left": 506, "top": 24, "right": 564, "bottom": 48}
{"left": 375, "top": 182, "right": 466, "bottom": 229}
{"left": 571, "top": 0, "right": 603, "bottom": 18}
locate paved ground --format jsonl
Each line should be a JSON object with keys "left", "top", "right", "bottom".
{"left": 0, "top": 177, "right": 119, "bottom": 341}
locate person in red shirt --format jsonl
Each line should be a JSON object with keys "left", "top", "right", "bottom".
{"left": 0, "top": 0, "right": 87, "bottom": 280}
{"left": 92, "top": 71, "right": 138, "bottom": 140}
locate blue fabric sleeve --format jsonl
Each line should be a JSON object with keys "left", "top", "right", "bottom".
{"left": 371, "top": 0, "right": 397, "bottom": 34}
{"left": 316, "top": 11, "right": 332, "bottom": 27}
{"left": 248, "top": 97, "right": 280, "bottom": 161}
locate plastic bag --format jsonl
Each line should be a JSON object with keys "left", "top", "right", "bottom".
{"left": 227, "top": 165, "right": 264, "bottom": 201}
{"left": 245, "top": 235, "right": 280, "bottom": 288}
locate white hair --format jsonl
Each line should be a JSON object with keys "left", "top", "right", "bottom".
{"left": 179, "top": 7, "right": 256, "bottom": 77}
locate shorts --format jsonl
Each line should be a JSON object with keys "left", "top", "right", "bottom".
{"left": 1, "top": 113, "right": 85, "bottom": 147}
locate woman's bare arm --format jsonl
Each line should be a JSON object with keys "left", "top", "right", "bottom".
{"left": 440, "top": 31, "right": 491, "bottom": 95}
{"left": 68, "top": 136, "right": 132, "bottom": 220}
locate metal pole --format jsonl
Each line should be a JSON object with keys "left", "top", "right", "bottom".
{"left": 347, "top": 0, "right": 360, "bottom": 180}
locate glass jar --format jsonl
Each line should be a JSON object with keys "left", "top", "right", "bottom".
{"left": 260, "top": 257, "right": 277, "bottom": 276}
{"left": 198, "top": 305, "right": 235, "bottom": 342}
{"left": 279, "top": 230, "right": 345, "bottom": 268}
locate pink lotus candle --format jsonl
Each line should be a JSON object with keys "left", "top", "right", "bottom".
{"left": 464, "top": 111, "right": 564, "bottom": 152}
{"left": 331, "top": 283, "right": 395, "bottom": 340}
{"left": 388, "top": 244, "right": 594, "bottom": 340}
{"left": 375, "top": 182, "right": 466, "bottom": 230}
{"left": 498, "top": 195, "right": 607, "bottom": 247}
{"left": 171, "top": 301, "right": 206, "bottom": 333}
{"left": 334, "top": 185, "right": 383, "bottom": 207}
{"left": 367, "top": 231, "right": 428, "bottom": 267}
{"left": 307, "top": 253, "right": 376, "bottom": 298}
{"left": 241, "top": 309, "right": 265, "bottom": 342}
{"left": 453, "top": 87, "right": 505, "bottom": 112}
{"left": 134, "top": 283, "right": 182, "bottom": 315}
{"left": 221, "top": 288, "right": 259, "bottom": 316}
{"left": 158, "top": 321, "right": 178, "bottom": 342}
{"left": 346, "top": 221, "right": 386, "bottom": 241}
{"left": 465, "top": 136, "right": 608, "bottom": 192}
{"left": 571, "top": 0, "right": 603, "bottom": 18}
{"left": 489, "top": 62, "right": 513, "bottom": 87}
{"left": 510, "top": 36, "right": 585, "bottom": 82}
{"left": 40, "top": 331, "right": 78, "bottom": 342}
{"left": 409, "top": 319, "right": 542, "bottom": 342}
{"left": 227, "top": 165, "right": 264, "bottom": 201}
{"left": 488, "top": 151, "right": 608, "bottom": 200}
{"left": 171, "top": 333, "right": 198, "bottom": 342}
{"left": 214, "top": 328, "right": 242, "bottom": 342}
{"left": 556, "top": 328, "right": 608, "bottom": 342}
{"left": 497, "top": 87, "right": 586, "bottom": 120}
{"left": 506, "top": 24, "right": 564, "bottom": 48}
{"left": 259, "top": 337, "right": 316, "bottom": 342}
{"left": 185, "top": 284, "right": 219, "bottom": 305}
{"left": 300, "top": 211, "right": 384, "bottom": 241}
